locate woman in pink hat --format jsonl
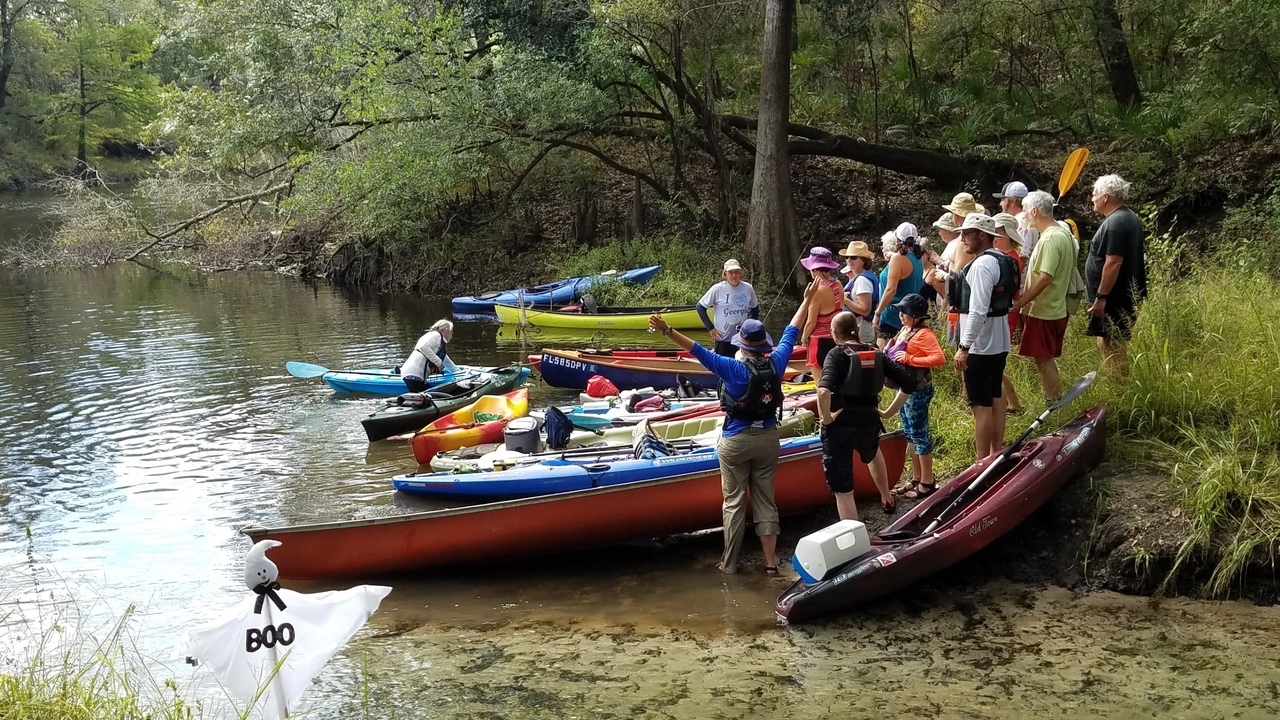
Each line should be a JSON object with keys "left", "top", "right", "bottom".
{"left": 800, "top": 247, "right": 845, "bottom": 377}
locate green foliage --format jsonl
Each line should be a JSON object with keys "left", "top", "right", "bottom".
{"left": 552, "top": 236, "right": 757, "bottom": 305}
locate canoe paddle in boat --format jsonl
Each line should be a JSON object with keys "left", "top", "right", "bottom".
{"left": 880, "top": 372, "right": 1097, "bottom": 542}
{"left": 286, "top": 361, "right": 335, "bottom": 378}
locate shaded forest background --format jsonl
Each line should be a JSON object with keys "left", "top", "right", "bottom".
{"left": 3, "top": 0, "right": 1280, "bottom": 290}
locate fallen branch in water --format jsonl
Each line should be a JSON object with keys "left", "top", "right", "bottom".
{"left": 122, "top": 181, "right": 290, "bottom": 262}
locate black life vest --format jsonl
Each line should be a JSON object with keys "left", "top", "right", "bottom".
{"left": 836, "top": 345, "right": 885, "bottom": 402}
{"left": 718, "top": 356, "right": 783, "bottom": 422}
{"left": 948, "top": 249, "right": 1020, "bottom": 317}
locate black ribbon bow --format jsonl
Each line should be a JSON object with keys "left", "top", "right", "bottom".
{"left": 252, "top": 581, "right": 288, "bottom": 614}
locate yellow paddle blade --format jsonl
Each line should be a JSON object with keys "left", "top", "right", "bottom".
{"left": 1058, "top": 147, "right": 1090, "bottom": 198}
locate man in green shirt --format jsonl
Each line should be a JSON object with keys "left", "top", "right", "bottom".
{"left": 1012, "top": 190, "right": 1078, "bottom": 401}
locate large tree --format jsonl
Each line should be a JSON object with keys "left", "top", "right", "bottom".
{"left": 745, "top": 0, "right": 800, "bottom": 287}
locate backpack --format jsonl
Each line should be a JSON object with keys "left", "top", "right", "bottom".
{"left": 544, "top": 406, "right": 572, "bottom": 450}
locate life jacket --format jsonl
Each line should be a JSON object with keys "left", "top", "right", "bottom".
{"left": 948, "top": 249, "right": 1020, "bottom": 317}
{"left": 718, "top": 356, "right": 782, "bottom": 422}
{"left": 845, "top": 270, "right": 881, "bottom": 320}
{"left": 837, "top": 345, "right": 885, "bottom": 401}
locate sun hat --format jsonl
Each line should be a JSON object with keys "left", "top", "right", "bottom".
{"left": 723, "top": 258, "right": 743, "bottom": 272}
{"left": 944, "top": 192, "right": 980, "bottom": 216}
{"left": 932, "top": 212, "right": 959, "bottom": 232}
{"left": 992, "top": 213, "right": 1022, "bottom": 245}
{"left": 892, "top": 293, "right": 930, "bottom": 320}
{"left": 993, "top": 181, "right": 1029, "bottom": 199}
{"left": 800, "top": 246, "right": 840, "bottom": 271}
{"left": 960, "top": 212, "right": 999, "bottom": 236}
{"left": 730, "top": 318, "right": 774, "bottom": 351}
{"left": 839, "top": 240, "right": 875, "bottom": 260}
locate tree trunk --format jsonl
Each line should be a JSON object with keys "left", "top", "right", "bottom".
{"left": 76, "top": 60, "right": 88, "bottom": 174}
{"left": 0, "top": 0, "right": 16, "bottom": 110}
{"left": 1091, "top": 0, "right": 1143, "bottom": 108}
{"left": 745, "top": 0, "right": 800, "bottom": 289}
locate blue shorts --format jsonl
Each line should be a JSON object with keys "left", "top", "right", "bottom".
{"left": 899, "top": 383, "right": 935, "bottom": 455}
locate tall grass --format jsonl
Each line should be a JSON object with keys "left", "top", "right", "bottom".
{"left": 880, "top": 264, "right": 1280, "bottom": 595}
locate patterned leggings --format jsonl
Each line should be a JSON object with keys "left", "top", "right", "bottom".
{"left": 899, "top": 383, "right": 935, "bottom": 455}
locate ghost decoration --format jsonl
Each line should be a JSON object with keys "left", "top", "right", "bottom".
{"left": 179, "top": 540, "right": 392, "bottom": 720}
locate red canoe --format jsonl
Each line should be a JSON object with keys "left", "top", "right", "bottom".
{"left": 775, "top": 407, "right": 1107, "bottom": 624}
{"left": 242, "top": 431, "right": 908, "bottom": 580}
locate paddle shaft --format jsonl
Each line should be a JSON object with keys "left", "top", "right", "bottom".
{"left": 921, "top": 373, "right": 1096, "bottom": 535}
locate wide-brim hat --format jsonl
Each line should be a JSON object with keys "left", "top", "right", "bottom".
{"left": 992, "top": 213, "right": 1022, "bottom": 245}
{"left": 838, "top": 240, "right": 875, "bottom": 260}
{"left": 932, "top": 212, "right": 958, "bottom": 232}
{"left": 892, "top": 293, "right": 930, "bottom": 319}
{"left": 731, "top": 318, "right": 774, "bottom": 351}
{"left": 944, "top": 192, "right": 979, "bottom": 216}
{"left": 960, "top": 212, "right": 999, "bottom": 236}
{"left": 800, "top": 247, "right": 840, "bottom": 271}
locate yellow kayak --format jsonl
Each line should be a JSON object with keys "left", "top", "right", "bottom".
{"left": 493, "top": 303, "right": 708, "bottom": 330}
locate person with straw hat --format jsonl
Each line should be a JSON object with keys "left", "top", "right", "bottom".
{"left": 838, "top": 240, "right": 880, "bottom": 345}
{"left": 649, "top": 280, "right": 822, "bottom": 576}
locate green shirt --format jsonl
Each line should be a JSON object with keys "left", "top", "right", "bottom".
{"left": 1026, "top": 225, "right": 1077, "bottom": 320}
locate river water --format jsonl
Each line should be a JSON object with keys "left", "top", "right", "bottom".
{"left": 1, "top": 262, "right": 1278, "bottom": 718}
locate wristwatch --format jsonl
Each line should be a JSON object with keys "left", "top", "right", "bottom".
{"left": 663, "top": 327, "right": 673, "bottom": 337}
{"left": 959, "top": 345, "right": 970, "bottom": 352}
{"left": 1096, "top": 293, "right": 1109, "bottom": 300}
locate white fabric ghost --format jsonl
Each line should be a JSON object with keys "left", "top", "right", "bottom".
{"left": 179, "top": 540, "right": 392, "bottom": 720}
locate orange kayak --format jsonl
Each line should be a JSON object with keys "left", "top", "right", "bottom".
{"left": 410, "top": 389, "right": 529, "bottom": 464}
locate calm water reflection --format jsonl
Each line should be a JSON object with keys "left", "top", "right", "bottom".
{"left": 1, "top": 263, "right": 1276, "bottom": 719}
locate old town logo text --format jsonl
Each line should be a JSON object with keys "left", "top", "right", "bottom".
{"left": 968, "top": 515, "right": 997, "bottom": 537}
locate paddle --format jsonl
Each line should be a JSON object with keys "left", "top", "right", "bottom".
{"left": 1057, "top": 147, "right": 1090, "bottom": 199}
{"left": 285, "top": 361, "right": 479, "bottom": 381}
{"left": 879, "top": 372, "right": 1097, "bottom": 542}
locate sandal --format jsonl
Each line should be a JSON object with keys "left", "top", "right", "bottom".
{"left": 903, "top": 482, "right": 937, "bottom": 500}
{"left": 881, "top": 497, "right": 896, "bottom": 515}
{"left": 765, "top": 565, "right": 779, "bottom": 576}
{"left": 892, "top": 480, "right": 921, "bottom": 496}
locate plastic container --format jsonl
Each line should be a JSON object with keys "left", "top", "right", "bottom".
{"left": 792, "top": 519, "right": 871, "bottom": 583}
{"left": 504, "top": 416, "right": 541, "bottom": 454}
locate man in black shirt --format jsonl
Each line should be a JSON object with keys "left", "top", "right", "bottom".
{"left": 1085, "top": 173, "right": 1148, "bottom": 375}
{"left": 817, "top": 312, "right": 919, "bottom": 520}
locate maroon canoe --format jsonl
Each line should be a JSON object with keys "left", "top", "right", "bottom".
{"left": 775, "top": 407, "right": 1107, "bottom": 624}
{"left": 243, "top": 431, "right": 908, "bottom": 580}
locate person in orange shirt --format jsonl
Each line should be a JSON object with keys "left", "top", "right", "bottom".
{"left": 885, "top": 294, "right": 947, "bottom": 498}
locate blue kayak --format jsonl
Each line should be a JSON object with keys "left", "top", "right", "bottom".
{"left": 392, "top": 435, "right": 824, "bottom": 500}
{"left": 450, "top": 265, "right": 662, "bottom": 315}
{"left": 322, "top": 365, "right": 492, "bottom": 395}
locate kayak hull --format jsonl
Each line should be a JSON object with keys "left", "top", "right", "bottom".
{"left": 409, "top": 389, "right": 530, "bottom": 464}
{"left": 451, "top": 265, "right": 662, "bottom": 315}
{"left": 322, "top": 365, "right": 488, "bottom": 396}
{"left": 493, "top": 303, "right": 705, "bottom": 330}
{"left": 775, "top": 407, "right": 1108, "bottom": 624}
{"left": 396, "top": 422, "right": 898, "bottom": 502}
{"left": 538, "top": 348, "right": 809, "bottom": 391}
{"left": 242, "top": 431, "right": 907, "bottom": 580}
{"left": 359, "top": 366, "right": 530, "bottom": 442}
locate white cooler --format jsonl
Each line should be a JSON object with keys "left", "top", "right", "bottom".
{"left": 792, "top": 519, "right": 871, "bottom": 583}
